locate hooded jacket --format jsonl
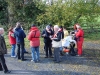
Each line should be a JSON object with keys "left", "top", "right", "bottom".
{"left": 28, "top": 27, "right": 40, "bottom": 47}
{"left": 14, "top": 27, "right": 26, "bottom": 44}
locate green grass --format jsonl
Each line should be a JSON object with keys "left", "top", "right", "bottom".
{"left": 4, "top": 31, "right": 100, "bottom": 49}
{"left": 84, "top": 32, "right": 100, "bottom": 42}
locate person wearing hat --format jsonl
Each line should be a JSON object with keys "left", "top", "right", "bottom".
{"left": 42, "top": 25, "right": 54, "bottom": 58}
{"left": 14, "top": 22, "right": 26, "bottom": 61}
{"left": 74, "top": 24, "right": 84, "bottom": 56}
{"left": 28, "top": 24, "right": 40, "bottom": 62}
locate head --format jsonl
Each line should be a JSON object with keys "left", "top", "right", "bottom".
{"left": 9, "top": 27, "right": 13, "bottom": 31}
{"left": 76, "top": 25, "right": 81, "bottom": 30}
{"left": 31, "top": 24, "right": 36, "bottom": 27}
{"left": 46, "top": 25, "right": 50, "bottom": 31}
{"left": 74, "top": 23, "right": 80, "bottom": 30}
{"left": 70, "top": 31, "right": 75, "bottom": 36}
{"left": 54, "top": 25, "right": 59, "bottom": 33}
{"left": 0, "top": 28, "right": 4, "bottom": 35}
{"left": 59, "top": 26, "right": 63, "bottom": 30}
{"left": 16, "top": 22, "right": 21, "bottom": 28}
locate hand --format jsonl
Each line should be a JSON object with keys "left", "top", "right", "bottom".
{"left": 51, "top": 38, "right": 54, "bottom": 40}
{"left": 49, "top": 35, "right": 52, "bottom": 38}
{"left": 47, "top": 30, "right": 51, "bottom": 33}
{"left": 42, "top": 34, "right": 46, "bottom": 37}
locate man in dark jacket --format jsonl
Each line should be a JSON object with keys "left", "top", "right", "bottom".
{"left": 14, "top": 22, "right": 26, "bottom": 61}
{"left": 42, "top": 25, "right": 54, "bottom": 58}
{"left": 0, "top": 28, "right": 11, "bottom": 73}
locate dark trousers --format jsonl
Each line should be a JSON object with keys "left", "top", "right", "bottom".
{"left": 0, "top": 55, "right": 8, "bottom": 72}
{"left": 45, "top": 43, "right": 52, "bottom": 57}
{"left": 54, "top": 47, "right": 60, "bottom": 62}
{"left": 69, "top": 42, "right": 76, "bottom": 56}
{"left": 17, "top": 43, "right": 24, "bottom": 60}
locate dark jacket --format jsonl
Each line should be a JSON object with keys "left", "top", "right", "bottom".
{"left": 54, "top": 31, "right": 62, "bottom": 42}
{"left": 0, "top": 35, "right": 7, "bottom": 55}
{"left": 42, "top": 29, "right": 54, "bottom": 43}
{"left": 14, "top": 27, "right": 26, "bottom": 44}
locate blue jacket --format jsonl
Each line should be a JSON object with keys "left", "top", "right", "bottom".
{"left": 14, "top": 27, "right": 26, "bottom": 44}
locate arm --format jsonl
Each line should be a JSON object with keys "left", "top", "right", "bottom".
{"left": 41, "top": 30, "right": 45, "bottom": 37}
{"left": 27, "top": 31, "right": 33, "bottom": 40}
{"left": 22, "top": 30, "right": 26, "bottom": 38}
{"left": 41, "top": 30, "right": 49, "bottom": 38}
{"left": 75, "top": 30, "right": 81, "bottom": 38}
{"left": 53, "top": 32, "right": 61, "bottom": 41}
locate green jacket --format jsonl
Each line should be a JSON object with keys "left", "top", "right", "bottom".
{"left": 0, "top": 35, "right": 7, "bottom": 55}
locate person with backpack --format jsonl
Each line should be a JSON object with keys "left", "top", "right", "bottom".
{"left": 28, "top": 24, "right": 40, "bottom": 63}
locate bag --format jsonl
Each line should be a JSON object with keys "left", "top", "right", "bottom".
{"left": 52, "top": 40, "right": 62, "bottom": 47}
{"left": 32, "top": 30, "right": 40, "bottom": 38}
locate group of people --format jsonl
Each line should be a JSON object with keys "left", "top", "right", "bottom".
{"left": 0, "top": 22, "right": 84, "bottom": 74}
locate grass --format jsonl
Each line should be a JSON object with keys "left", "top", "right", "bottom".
{"left": 84, "top": 31, "right": 100, "bottom": 42}
{"left": 4, "top": 31, "right": 100, "bottom": 65}
{"left": 4, "top": 31, "right": 100, "bottom": 48}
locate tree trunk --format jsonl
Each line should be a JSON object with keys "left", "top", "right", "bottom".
{"left": 6, "top": 0, "right": 15, "bottom": 25}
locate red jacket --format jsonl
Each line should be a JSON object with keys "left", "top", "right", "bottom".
{"left": 8, "top": 31, "right": 16, "bottom": 45}
{"left": 75, "top": 29, "right": 84, "bottom": 41}
{"left": 28, "top": 27, "right": 40, "bottom": 47}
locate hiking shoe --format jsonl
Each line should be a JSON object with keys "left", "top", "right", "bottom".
{"left": 4, "top": 70, "right": 11, "bottom": 74}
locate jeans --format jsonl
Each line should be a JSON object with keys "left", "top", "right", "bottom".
{"left": 11, "top": 44, "right": 16, "bottom": 56}
{"left": 31, "top": 47, "right": 39, "bottom": 61}
{"left": 24, "top": 48, "right": 26, "bottom": 52}
{"left": 59, "top": 47, "right": 63, "bottom": 51}
{"left": 17, "top": 43, "right": 24, "bottom": 60}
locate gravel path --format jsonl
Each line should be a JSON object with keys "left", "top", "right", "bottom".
{"left": 1, "top": 42, "right": 100, "bottom": 75}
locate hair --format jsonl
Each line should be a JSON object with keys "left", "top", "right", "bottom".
{"left": 54, "top": 25, "right": 59, "bottom": 29}
{"left": 76, "top": 25, "right": 81, "bottom": 29}
{"left": 8, "top": 27, "right": 13, "bottom": 31}
{"left": 31, "top": 24, "right": 36, "bottom": 27}
{"left": 0, "top": 28, "right": 4, "bottom": 34}
{"left": 16, "top": 22, "right": 21, "bottom": 28}
{"left": 59, "top": 25, "right": 63, "bottom": 31}
{"left": 49, "top": 24, "right": 52, "bottom": 27}
{"left": 46, "top": 25, "right": 50, "bottom": 29}
{"left": 74, "top": 23, "right": 80, "bottom": 30}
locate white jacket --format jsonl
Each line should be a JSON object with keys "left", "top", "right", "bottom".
{"left": 62, "top": 36, "right": 76, "bottom": 47}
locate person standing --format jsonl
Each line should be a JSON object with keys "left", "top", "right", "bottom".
{"left": 42, "top": 25, "right": 54, "bottom": 58}
{"left": 75, "top": 24, "right": 84, "bottom": 56}
{"left": 28, "top": 24, "right": 40, "bottom": 63}
{"left": 63, "top": 27, "right": 69, "bottom": 38}
{"left": 51, "top": 25, "right": 62, "bottom": 63}
{"left": 13, "top": 25, "right": 28, "bottom": 53}
{"left": 14, "top": 22, "right": 26, "bottom": 61}
{"left": 0, "top": 28, "right": 11, "bottom": 74}
{"left": 8, "top": 27, "right": 16, "bottom": 57}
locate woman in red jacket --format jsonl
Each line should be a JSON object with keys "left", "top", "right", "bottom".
{"left": 8, "top": 27, "right": 16, "bottom": 57}
{"left": 75, "top": 24, "right": 84, "bottom": 56}
{"left": 28, "top": 25, "right": 40, "bottom": 63}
